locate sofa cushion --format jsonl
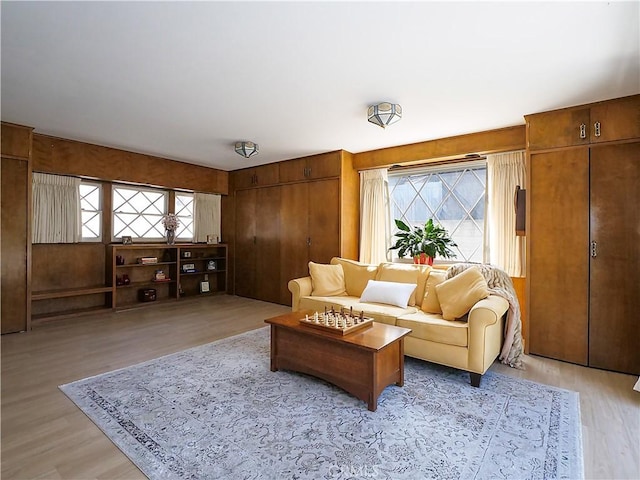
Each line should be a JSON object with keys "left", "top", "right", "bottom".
{"left": 376, "top": 263, "right": 430, "bottom": 306}
{"left": 299, "top": 295, "right": 361, "bottom": 313}
{"left": 435, "top": 267, "right": 490, "bottom": 321}
{"left": 348, "top": 301, "right": 417, "bottom": 326}
{"left": 421, "top": 270, "right": 447, "bottom": 314}
{"left": 397, "top": 312, "right": 468, "bottom": 347}
{"left": 330, "top": 257, "right": 378, "bottom": 297}
{"left": 360, "top": 280, "right": 417, "bottom": 308}
{"left": 298, "top": 296, "right": 416, "bottom": 326}
{"left": 309, "top": 262, "right": 347, "bottom": 297}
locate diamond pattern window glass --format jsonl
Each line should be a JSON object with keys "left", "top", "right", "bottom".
{"left": 388, "top": 162, "right": 487, "bottom": 263}
{"left": 112, "top": 186, "right": 167, "bottom": 240}
{"left": 79, "top": 182, "right": 102, "bottom": 241}
{"left": 176, "top": 193, "right": 194, "bottom": 240}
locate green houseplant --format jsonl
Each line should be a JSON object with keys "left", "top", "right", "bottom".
{"left": 389, "top": 218, "right": 457, "bottom": 265}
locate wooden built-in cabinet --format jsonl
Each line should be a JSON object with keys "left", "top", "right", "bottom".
{"left": 279, "top": 179, "right": 340, "bottom": 304}
{"left": 234, "top": 187, "right": 282, "bottom": 303}
{"left": 278, "top": 151, "right": 342, "bottom": 183}
{"left": 232, "top": 163, "right": 280, "bottom": 189}
{"left": 227, "top": 150, "right": 358, "bottom": 306}
{"left": 527, "top": 95, "right": 640, "bottom": 150}
{"left": 107, "top": 244, "right": 227, "bottom": 310}
{"left": 526, "top": 94, "right": 640, "bottom": 375}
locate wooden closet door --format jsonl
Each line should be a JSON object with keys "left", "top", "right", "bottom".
{"left": 234, "top": 189, "right": 257, "bottom": 298}
{"left": 279, "top": 183, "right": 309, "bottom": 305}
{"left": 308, "top": 179, "right": 340, "bottom": 264}
{"left": 528, "top": 148, "right": 589, "bottom": 364}
{"left": 589, "top": 142, "right": 640, "bottom": 374}
{"left": 255, "top": 186, "right": 281, "bottom": 303}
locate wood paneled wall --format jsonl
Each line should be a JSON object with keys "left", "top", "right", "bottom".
{"left": 32, "top": 134, "right": 228, "bottom": 195}
{"left": 353, "top": 125, "right": 526, "bottom": 170}
{"left": 338, "top": 150, "right": 359, "bottom": 260}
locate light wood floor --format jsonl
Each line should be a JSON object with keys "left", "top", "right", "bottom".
{"left": 2, "top": 295, "right": 638, "bottom": 479}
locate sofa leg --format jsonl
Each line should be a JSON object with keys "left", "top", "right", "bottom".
{"left": 470, "top": 372, "right": 482, "bottom": 387}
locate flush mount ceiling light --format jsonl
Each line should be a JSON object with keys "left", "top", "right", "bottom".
{"left": 367, "top": 102, "right": 402, "bottom": 128}
{"left": 234, "top": 141, "right": 259, "bottom": 158}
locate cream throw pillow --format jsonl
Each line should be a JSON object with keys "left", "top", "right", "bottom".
{"left": 421, "top": 270, "right": 447, "bottom": 314}
{"left": 360, "top": 280, "right": 417, "bottom": 308}
{"left": 309, "top": 262, "right": 347, "bottom": 296}
{"left": 435, "top": 267, "right": 490, "bottom": 320}
{"left": 330, "top": 257, "right": 378, "bottom": 297}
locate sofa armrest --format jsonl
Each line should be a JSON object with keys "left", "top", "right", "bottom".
{"left": 288, "top": 276, "right": 312, "bottom": 311}
{"left": 467, "top": 295, "right": 509, "bottom": 374}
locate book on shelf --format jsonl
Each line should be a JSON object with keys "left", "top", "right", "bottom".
{"left": 138, "top": 257, "right": 158, "bottom": 265}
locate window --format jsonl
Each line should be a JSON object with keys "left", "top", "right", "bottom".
{"left": 388, "top": 161, "right": 487, "bottom": 263}
{"left": 175, "top": 193, "right": 194, "bottom": 240}
{"left": 112, "top": 186, "right": 167, "bottom": 240}
{"left": 79, "top": 182, "right": 102, "bottom": 241}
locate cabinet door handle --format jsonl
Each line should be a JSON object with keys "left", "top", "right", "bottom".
{"left": 590, "top": 241, "right": 597, "bottom": 258}
{"left": 307, "top": 237, "right": 311, "bottom": 246}
{"left": 579, "top": 123, "right": 586, "bottom": 139}
{"left": 253, "top": 236, "right": 257, "bottom": 245}
{"left": 594, "top": 121, "right": 601, "bottom": 137}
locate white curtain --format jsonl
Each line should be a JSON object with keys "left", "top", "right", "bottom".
{"left": 193, "top": 192, "right": 221, "bottom": 243}
{"left": 486, "top": 151, "right": 526, "bottom": 277}
{"left": 32, "top": 173, "right": 81, "bottom": 243}
{"left": 359, "top": 168, "right": 390, "bottom": 264}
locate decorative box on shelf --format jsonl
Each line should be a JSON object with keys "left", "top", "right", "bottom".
{"left": 138, "top": 288, "right": 157, "bottom": 302}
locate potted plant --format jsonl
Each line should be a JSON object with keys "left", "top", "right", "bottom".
{"left": 389, "top": 219, "right": 457, "bottom": 265}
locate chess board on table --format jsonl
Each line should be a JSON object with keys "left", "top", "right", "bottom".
{"left": 299, "top": 309, "right": 373, "bottom": 335}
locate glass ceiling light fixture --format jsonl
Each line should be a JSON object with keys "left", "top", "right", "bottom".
{"left": 235, "top": 141, "right": 259, "bottom": 158}
{"left": 367, "top": 102, "right": 402, "bottom": 128}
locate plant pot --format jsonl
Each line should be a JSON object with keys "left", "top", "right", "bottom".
{"left": 414, "top": 253, "right": 434, "bottom": 265}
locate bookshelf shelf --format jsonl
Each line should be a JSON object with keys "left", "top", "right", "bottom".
{"left": 108, "top": 244, "right": 227, "bottom": 310}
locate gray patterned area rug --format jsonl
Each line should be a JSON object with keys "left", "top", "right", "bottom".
{"left": 60, "top": 327, "right": 583, "bottom": 479}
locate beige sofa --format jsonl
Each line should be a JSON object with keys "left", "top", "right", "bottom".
{"left": 288, "top": 257, "right": 509, "bottom": 387}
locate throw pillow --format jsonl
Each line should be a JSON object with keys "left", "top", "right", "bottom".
{"left": 421, "top": 270, "right": 447, "bottom": 314}
{"left": 330, "top": 257, "right": 378, "bottom": 297}
{"left": 376, "top": 263, "right": 429, "bottom": 306}
{"left": 309, "top": 262, "right": 347, "bottom": 297}
{"left": 360, "top": 280, "right": 417, "bottom": 308}
{"left": 435, "top": 267, "right": 490, "bottom": 320}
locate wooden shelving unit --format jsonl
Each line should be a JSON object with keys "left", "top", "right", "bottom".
{"left": 107, "top": 243, "right": 227, "bottom": 311}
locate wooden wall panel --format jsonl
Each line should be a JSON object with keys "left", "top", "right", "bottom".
{"left": 339, "top": 151, "right": 359, "bottom": 260}
{"left": 32, "top": 134, "right": 228, "bottom": 195}
{"left": 353, "top": 125, "right": 526, "bottom": 170}
{"left": 1, "top": 123, "right": 32, "bottom": 159}
{"left": 1, "top": 158, "right": 30, "bottom": 333}
{"left": 31, "top": 244, "right": 106, "bottom": 291}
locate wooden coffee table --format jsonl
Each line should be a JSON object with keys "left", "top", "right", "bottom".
{"left": 265, "top": 310, "right": 411, "bottom": 411}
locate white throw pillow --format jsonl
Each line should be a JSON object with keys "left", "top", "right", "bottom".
{"left": 360, "top": 280, "right": 417, "bottom": 308}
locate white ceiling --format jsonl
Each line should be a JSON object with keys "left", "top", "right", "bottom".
{"left": 2, "top": 2, "right": 638, "bottom": 172}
